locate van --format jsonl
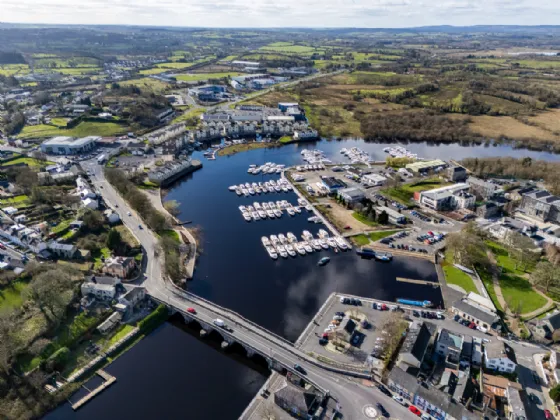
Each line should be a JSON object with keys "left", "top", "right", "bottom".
{"left": 213, "top": 319, "right": 225, "bottom": 328}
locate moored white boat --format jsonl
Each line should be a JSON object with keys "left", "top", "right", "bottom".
{"left": 303, "top": 242, "right": 313, "bottom": 253}
{"left": 320, "top": 238, "right": 329, "bottom": 249}
{"left": 266, "top": 246, "right": 278, "bottom": 259}
{"left": 239, "top": 205, "right": 246, "bottom": 212}
{"left": 302, "top": 230, "right": 313, "bottom": 241}
{"left": 249, "top": 188, "right": 255, "bottom": 195}
{"left": 336, "top": 237, "right": 348, "bottom": 250}
{"left": 318, "top": 229, "right": 329, "bottom": 238}
{"left": 278, "top": 234, "right": 288, "bottom": 244}
{"left": 327, "top": 238, "right": 337, "bottom": 248}
{"left": 258, "top": 210, "right": 267, "bottom": 219}
{"left": 274, "top": 209, "right": 282, "bottom": 217}
{"left": 252, "top": 212, "right": 260, "bottom": 221}
{"left": 276, "top": 244, "right": 288, "bottom": 258}
{"left": 270, "top": 234, "right": 279, "bottom": 245}
{"left": 312, "top": 239, "right": 322, "bottom": 251}
{"left": 243, "top": 213, "right": 252, "bottom": 222}
{"left": 305, "top": 205, "right": 313, "bottom": 212}
{"left": 267, "top": 209, "right": 275, "bottom": 218}
{"left": 295, "top": 243, "right": 306, "bottom": 255}
{"left": 286, "top": 244, "right": 297, "bottom": 257}
{"left": 236, "top": 189, "right": 242, "bottom": 196}
{"left": 287, "top": 232, "right": 297, "bottom": 243}
{"left": 294, "top": 206, "right": 302, "bottom": 214}
{"left": 229, "top": 185, "right": 237, "bottom": 191}
{"left": 261, "top": 236, "right": 271, "bottom": 246}
{"left": 254, "top": 202, "right": 261, "bottom": 210}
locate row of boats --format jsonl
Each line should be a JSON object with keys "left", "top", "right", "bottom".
{"left": 238, "top": 198, "right": 314, "bottom": 221}
{"left": 300, "top": 149, "right": 331, "bottom": 165}
{"left": 383, "top": 146, "right": 418, "bottom": 159}
{"left": 262, "top": 230, "right": 349, "bottom": 259}
{"left": 247, "top": 163, "right": 285, "bottom": 175}
{"left": 229, "top": 179, "right": 293, "bottom": 196}
{"left": 294, "top": 164, "right": 326, "bottom": 172}
{"left": 340, "top": 147, "right": 375, "bottom": 165}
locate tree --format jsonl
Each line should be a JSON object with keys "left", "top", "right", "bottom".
{"left": 106, "top": 228, "right": 123, "bottom": 252}
{"left": 545, "top": 244, "right": 560, "bottom": 267}
{"left": 25, "top": 269, "right": 73, "bottom": 326}
{"left": 446, "top": 227, "right": 489, "bottom": 269}
{"left": 163, "top": 200, "right": 181, "bottom": 217}
{"left": 14, "top": 166, "right": 38, "bottom": 194}
{"left": 509, "top": 232, "right": 539, "bottom": 271}
{"left": 550, "top": 384, "right": 560, "bottom": 403}
{"left": 531, "top": 261, "right": 560, "bottom": 293}
{"left": 377, "top": 210, "right": 389, "bottom": 225}
{"left": 82, "top": 209, "right": 104, "bottom": 232}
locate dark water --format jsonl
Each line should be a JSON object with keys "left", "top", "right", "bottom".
{"left": 46, "top": 139, "right": 558, "bottom": 419}
{"left": 46, "top": 322, "right": 267, "bottom": 420}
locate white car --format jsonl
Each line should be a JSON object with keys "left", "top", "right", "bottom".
{"left": 392, "top": 395, "right": 406, "bottom": 406}
{"left": 127, "top": 212, "right": 131, "bottom": 216}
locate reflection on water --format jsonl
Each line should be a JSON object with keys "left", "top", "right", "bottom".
{"left": 48, "top": 139, "right": 558, "bottom": 419}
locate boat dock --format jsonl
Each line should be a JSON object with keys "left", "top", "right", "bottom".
{"left": 70, "top": 370, "right": 116, "bottom": 411}
{"left": 396, "top": 277, "right": 440, "bottom": 287}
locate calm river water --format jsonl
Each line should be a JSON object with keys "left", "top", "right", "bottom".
{"left": 46, "top": 140, "right": 559, "bottom": 419}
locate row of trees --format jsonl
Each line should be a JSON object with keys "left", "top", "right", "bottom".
{"left": 461, "top": 157, "right": 560, "bottom": 195}
{"left": 104, "top": 168, "right": 185, "bottom": 282}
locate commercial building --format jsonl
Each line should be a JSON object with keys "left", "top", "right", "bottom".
{"left": 417, "top": 183, "right": 473, "bottom": 211}
{"left": 375, "top": 205, "right": 406, "bottom": 224}
{"left": 147, "top": 159, "right": 202, "bottom": 186}
{"left": 405, "top": 159, "right": 447, "bottom": 174}
{"left": 320, "top": 176, "right": 346, "bottom": 193}
{"left": 484, "top": 341, "right": 517, "bottom": 373}
{"left": 452, "top": 296, "right": 499, "bottom": 330}
{"left": 520, "top": 189, "right": 560, "bottom": 223}
{"left": 41, "top": 136, "right": 99, "bottom": 155}
{"left": 338, "top": 187, "right": 365, "bottom": 204}
{"left": 467, "top": 177, "right": 503, "bottom": 200}
{"left": 362, "top": 173, "right": 387, "bottom": 186}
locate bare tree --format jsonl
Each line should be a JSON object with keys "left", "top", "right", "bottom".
{"left": 531, "top": 261, "right": 560, "bottom": 293}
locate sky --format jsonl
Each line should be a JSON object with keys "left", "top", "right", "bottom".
{"left": 2, "top": 0, "right": 560, "bottom": 27}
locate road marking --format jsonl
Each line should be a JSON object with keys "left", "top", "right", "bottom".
{"left": 362, "top": 405, "right": 378, "bottom": 418}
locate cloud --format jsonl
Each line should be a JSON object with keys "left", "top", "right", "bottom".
{"left": 2, "top": 0, "right": 560, "bottom": 26}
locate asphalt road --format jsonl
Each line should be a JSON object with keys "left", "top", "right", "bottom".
{"left": 82, "top": 157, "right": 419, "bottom": 419}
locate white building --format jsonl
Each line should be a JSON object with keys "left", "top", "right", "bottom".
{"left": 81, "top": 282, "right": 116, "bottom": 301}
{"left": 82, "top": 197, "right": 99, "bottom": 209}
{"left": 375, "top": 205, "right": 406, "bottom": 224}
{"left": 418, "top": 183, "right": 473, "bottom": 211}
{"left": 362, "top": 173, "right": 387, "bottom": 186}
{"left": 41, "top": 136, "right": 99, "bottom": 155}
{"left": 484, "top": 341, "right": 517, "bottom": 373}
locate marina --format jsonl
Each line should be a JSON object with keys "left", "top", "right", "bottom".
{"left": 229, "top": 178, "right": 293, "bottom": 197}
{"left": 238, "top": 199, "right": 312, "bottom": 221}
{"left": 260, "top": 229, "right": 349, "bottom": 259}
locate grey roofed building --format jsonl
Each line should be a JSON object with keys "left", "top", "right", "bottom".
{"left": 338, "top": 187, "right": 365, "bottom": 204}
{"left": 467, "top": 176, "right": 503, "bottom": 200}
{"left": 85, "top": 275, "right": 121, "bottom": 286}
{"left": 485, "top": 341, "right": 517, "bottom": 364}
{"left": 397, "top": 321, "right": 435, "bottom": 369}
{"left": 520, "top": 189, "right": 560, "bottom": 223}
{"left": 273, "top": 380, "right": 318, "bottom": 417}
{"left": 438, "top": 329, "right": 463, "bottom": 349}
{"left": 507, "top": 386, "right": 527, "bottom": 420}
{"left": 452, "top": 298, "right": 500, "bottom": 329}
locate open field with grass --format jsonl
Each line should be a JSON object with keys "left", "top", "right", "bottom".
{"left": 174, "top": 72, "right": 245, "bottom": 82}
{"left": 0, "top": 64, "right": 30, "bottom": 76}
{"left": 0, "top": 282, "right": 29, "bottom": 312}
{"left": 369, "top": 230, "right": 403, "bottom": 242}
{"left": 259, "top": 43, "right": 316, "bottom": 54}
{"left": 0, "top": 157, "right": 54, "bottom": 168}
{"left": 351, "top": 234, "right": 370, "bottom": 246}
{"left": 217, "top": 142, "right": 272, "bottom": 156}
{"left": 352, "top": 212, "right": 378, "bottom": 227}
{"left": 466, "top": 115, "right": 560, "bottom": 142}
{"left": 18, "top": 121, "right": 128, "bottom": 139}
{"left": 442, "top": 252, "right": 478, "bottom": 294}
{"left": 171, "top": 107, "right": 206, "bottom": 125}
{"left": 116, "top": 77, "right": 170, "bottom": 93}
{"left": 0, "top": 194, "right": 30, "bottom": 206}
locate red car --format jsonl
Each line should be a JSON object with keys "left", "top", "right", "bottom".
{"left": 344, "top": 225, "right": 351, "bottom": 230}
{"left": 544, "top": 409, "right": 551, "bottom": 419}
{"left": 186, "top": 307, "right": 197, "bottom": 314}
{"left": 469, "top": 322, "right": 477, "bottom": 329}
{"left": 408, "top": 405, "right": 421, "bottom": 416}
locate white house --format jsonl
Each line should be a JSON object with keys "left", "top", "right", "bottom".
{"left": 484, "top": 341, "right": 517, "bottom": 373}
{"left": 81, "top": 283, "right": 116, "bottom": 301}
{"left": 82, "top": 198, "right": 99, "bottom": 209}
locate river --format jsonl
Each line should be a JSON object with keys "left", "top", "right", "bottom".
{"left": 46, "top": 140, "right": 559, "bottom": 419}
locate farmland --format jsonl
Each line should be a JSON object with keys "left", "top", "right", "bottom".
{"left": 17, "top": 121, "right": 128, "bottom": 139}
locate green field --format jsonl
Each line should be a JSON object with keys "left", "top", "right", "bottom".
{"left": 0, "top": 64, "right": 30, "bottom": 76}
{"left": 351, "top": 234, "right": 370, "bottom": 246}
{"left": 442, "top": 252, "right": 478, "bottom": 294}
{"left": 116, "top": 77, "right": 171, "bottom": 92}
{"left": 0, "top": 282, "right": 29, "bottom": 312}
{"left": 259, "top": 44, "right": 315, "bottom": 54}
{"left": 0, "top": 157, "right": 54, "bottom": 168}
{"left": 368, "top": 230, "right": 402, "bottom": 242}
{"left": 174, "top": 72, "right": 245, "bottom": 82}
{"left": 0, "top": 194, "right": 29, "bottom": 205}
{"left": 171, "top": 107, "right": 206, "bottom": 125}
{"left": 352, "top": 212, "right": 378, "bottom": 227}
{"left": 18, "top": 121, "right": 128, "bottom": 139}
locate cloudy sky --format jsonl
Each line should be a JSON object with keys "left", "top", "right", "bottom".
{"left": 2, "top": 0, "right": 560, "bottom": 27}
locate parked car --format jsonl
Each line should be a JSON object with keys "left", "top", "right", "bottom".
{"left": 421, "top": 414, "right": 431, "bottom": 420}
{"left": 408, "top": 406, "right": 421, "bottom": 416}
{"left": 293, "top": 364, "right": 307, "bottom": 375}
{"left": 335, "top": 311, "right": 345, "bottom": 317}
{"left": 413, "top": 310, "right": 420, "bottom": 317}
{"left": 377, "top": 384, "right": 392, "bottom": 397}
{"left": 376, "top": 403, "right": 389, "bottom": 417}
{"left": 544, "top": 409, "right": 552, "bottom": 419}
{"left": 186, "top": 307, "right": 196, "bottom": 314}
{"left": 393, "top": 395, "right": 406, "bottom": 406}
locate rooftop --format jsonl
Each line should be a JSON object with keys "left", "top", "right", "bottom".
{"left": 438, "top": 328, "right": 464, "bottom": 349}
{"left": 485, "top": 341, "right": 517, "bottom": 364}
{"left": 405, "top": 159, "right": 447, "bottom": 172}
{"left": 452, "top": 299, "right": 499, "bottom": 326}
{"left": 42, "top": 136, "right": 100, "bottom": 147}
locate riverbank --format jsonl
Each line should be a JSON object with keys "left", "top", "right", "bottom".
{"left": 217, "top": 141, "right": 278, "bottom": 157}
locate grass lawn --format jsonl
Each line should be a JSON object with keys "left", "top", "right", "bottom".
{"left": 116, "top": 77, "right": 170, "bottom": 93}
{"left": 0, "top": 281, "right": 29, "bottom": 312}
{"left": 279, "top": 136, "right": 292, "bottom": 144}
{"left": 0, "top": 195, "right": 29, "bottom": 206}
{"left": 0, "top": 157, "right": 54, "bottom": 168}
{"left": 368, "top": 230, "right": 402, "bottom": 242}
{"left": 171, "top": 107, "right": 206, "bottom": 125}
{"left": 104, "top": 324, "right": 135, "bottom": 349}
{"left": 380, "top": 187, "right": 414, "bottom": 204}
{"left": 17, "top": 121, "right": 128, "bottom": 139}
{"left": 442, "top": 251, "right": 478, "bottom": 294}
{"left": 51, "top": 219, "right": 73, "bottom": 235}
{"left": 93, "top": 247, "right": 112, "bottom": 270}
{"left": 217, "top": 142, "right": 271, "bottom": 156}
{"left": 477, "top": 267, "right": 503, "bottom": 312}
{"left": 352, "top": 212, "right": 379, "bottom": 227}
{"left": 160, "top": 229, "right": 181, "bottom": 244}
{"left": 351, "top": 234, "right": 370, "bottom": 246}
{"left": 499, "top": 272, "right": 547, "bottom": 314}
{"left": 174, "top": 72, "right": 245, "bottom": 82}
